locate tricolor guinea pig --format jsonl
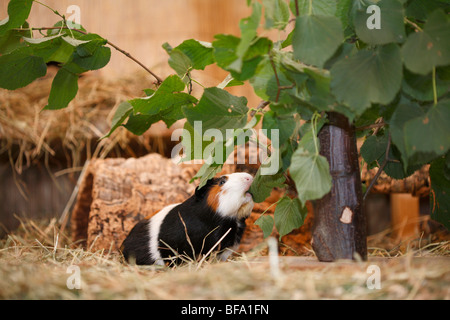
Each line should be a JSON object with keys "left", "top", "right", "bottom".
{"left": 121, "top": 172, "right": 254, "bottom": 265}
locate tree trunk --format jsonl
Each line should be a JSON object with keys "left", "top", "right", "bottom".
{"left": 312, "top": 112, "right": 367, "bottom": 261}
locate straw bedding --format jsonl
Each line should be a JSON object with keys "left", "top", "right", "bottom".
{"left": 0, "top": 67, "right": 164, "bottom": 173}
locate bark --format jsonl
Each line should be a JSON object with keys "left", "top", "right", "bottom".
{"left": 312, "top": 112, "right": 367, "bottom": 261}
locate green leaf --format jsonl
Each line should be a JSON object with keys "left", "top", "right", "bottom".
{"left": 217, "top": 74, "right": 245, "bottom": 88}
{"left": 406, "top": 0, "right": 450, "bottom": 22}
{"left": 193, "top": 163, "right": 223, "bottom": 189}
{"left": 123, "top": 113, "right": 161, "bottom": 136}
{"left": 175, "top": 39, "right": 214, "bottom": 70}
{"left": 429, "top": 156, "right": 450, "bottom": 230}
{"left": 0, "top": 24, "right": 31, "bottom": 54}
{"left": 293, "top": 14, "right": 343, "bottom": 68}
{"left": 289, "top": 147, "right": 332, "bottom": 204}
{"left": 213, "top": 34, "right": 240, "bottom": 70}
{"left": 402, "top": 10, "right": 450, "bottom": 75}
{"left": 354, "top": 0, "right": 406, "bottom": 45}
{"left": 232, "top": 1, "right": 262, "bottom": 72}
{"left": 47, "top": 41, "right": 76, "bottom": 64}
{"left": 263, "top": 0, "right": 290, "bottom": 30}
{"left": 183, "top": 87, "right": 248, "bottom": 134}
{"left": 330, "top": 43, "right": 403, "bottom": 115}
{"left": 335, "top": 0, "right": 352, "bottom": 28}
{"left": 262, "top": 110, "right": 297, "bottom": 144}
{"left": 165, "top": 49, "right": 191, "bottom": 77}
{"left": 74, "top": 34, "right": 108, "bottom": 57}
{"left": 23, "top": 35, "right": 77, "bottom": 64}
{"left": 403, "top": 100, "right": 450, "bottom": 165}
{"left": 101, "top": 101, "right": 133, "bottom": 139}
{"left": 61, "top": 36, "right": 91, "bottom": 47}
{"left": 254, "top": 214, "right": 275, "bottom": 239}
{"left": 274, "top": 196, "right": 306, "bottom": 238}
{"left": 22, "top": 34, "right": 62, "bottom": 45}
{"left": 213, "top": 34, "right": 271, "bottom": 81}
{"left": 402, "top": 68, "right": 450, "bottom": 102}
{"left": 72, "top": 45, "right": 111, "bottom": 71}
{"left": 389, "top": 100, "right": 425, "bottom": 167}
{"left": 301, "top": 68, "right": 337, "bottom": 113}
{"left": 0, "top": 0, "right": 33, "bottom": 36}
{"left": 165, "top": 39, "right": 214, "bottom": 76}
{"left": 249, "top": 167, "right": 286, "bottom": 203}
{"left": 297, "top": 116, "right": 327, "bottom": 154}
{"left": 0, "top": 47, "right": 46, "bottom": 90}
{"left": 291, "top": 0, "right": 337, "bottom": 16}
{"left": 179, "top": 121, "right": 214, "bottom": 162}
{"left": 360, "top": 133, "right": 419, "bottom": 179}
{"left": 45, "top": 67, "right": 79, "bottom": 110}
{"left": 250, "top": 56, "right": 294, "bottom": 103}
{"left": 130, "top": 75, "right": 197, "bottom": 115}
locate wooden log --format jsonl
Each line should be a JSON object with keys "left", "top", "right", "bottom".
{"left": 312, "top": 112, "right": 367, "bottom": 262}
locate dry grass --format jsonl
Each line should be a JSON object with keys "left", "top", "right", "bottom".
{"left": 0, "top": 218, "right": 449, "bottom": 300}
{"left": 0, "top": 68, "right": 167, "bottom": 174}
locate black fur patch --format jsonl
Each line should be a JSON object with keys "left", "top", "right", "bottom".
{"left": 121, "top": 219, "right": 153, "bottom": 265}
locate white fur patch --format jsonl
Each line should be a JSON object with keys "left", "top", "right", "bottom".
{"left": 217, "top": 172, "right": 254, "bottom": 218}
{"left": 148, "top": 203, "right": 180, "bottom": 265}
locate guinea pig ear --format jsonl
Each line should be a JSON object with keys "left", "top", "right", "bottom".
{"left": 194, "top": 179, "right": 215, "bottom": 199}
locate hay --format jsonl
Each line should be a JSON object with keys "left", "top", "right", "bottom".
{"left": 0, "top": 68, "right": 171, "bottom": 173}
{"left": 0, "top": 218, "right": 448, "bottom": 300}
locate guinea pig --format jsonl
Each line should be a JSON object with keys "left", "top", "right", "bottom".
{"left": 121, "top": 172, "right": 254, "bottom": 265}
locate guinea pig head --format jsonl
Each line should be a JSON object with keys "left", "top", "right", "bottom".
{"left": 197, "top": 172, "right": 254, "bottom": 219}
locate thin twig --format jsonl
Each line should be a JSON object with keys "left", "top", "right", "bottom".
{"left": 268, "top": 51, "right": 295, "bottom": 103}
{"left": 59, "top": 160, "right": 91, "bottom": 234}
{"left": 268, "top": 54, "right": 282, "bottom": 102}
{"left": 404, "top": 17, "right": 423, "bottom": 32}
{"left": 186, "top": 72, "right": 193, "bottom": 95}
{"left": 13, "top": 26, "right": 163, "bottom": 84}
{"left": 178, "top": 212, "right": 196, "bottom": 259}
{"left": 432, "top": 67, "right": 438, "bottom": 105}
{"left": 249, "top": 100, "right": 270, "bottom": 117}
{"left": 196, "top": 228, "right": 232, "bottom": 271}
{"left": 356, "top": 121, "right": 386, "bottom": 131}
{"left": 363, "top": 133, "right": 391, "bottom": 201}
{"left": 33, "top": 0, "right": 64, "bottom": 19}
{"left": 294, "top": 0, "right": 300, "bottom": 16}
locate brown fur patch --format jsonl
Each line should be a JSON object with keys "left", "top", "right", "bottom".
{"left": 207, "top": 185, "right": 221, "bottom": 212}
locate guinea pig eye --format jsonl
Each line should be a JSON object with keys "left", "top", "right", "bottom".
{"left": 219, "top": 180, "right": 226, "bottom": 186}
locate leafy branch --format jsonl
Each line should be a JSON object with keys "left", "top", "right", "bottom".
{"left": 13, "top": 26, "right": 163, "bottom": 84}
